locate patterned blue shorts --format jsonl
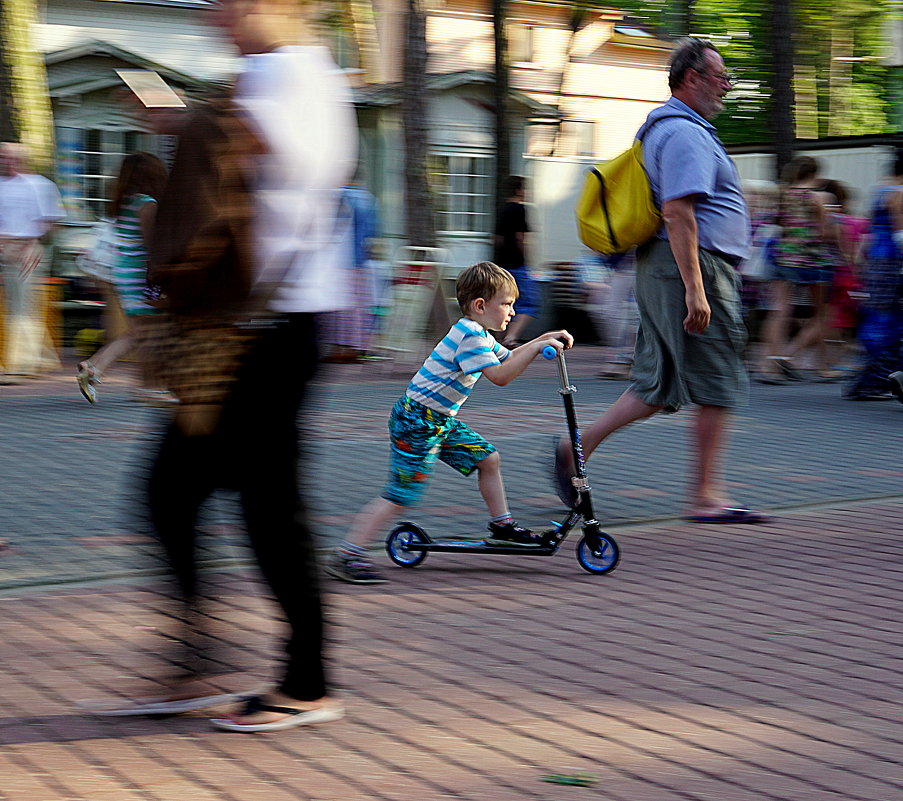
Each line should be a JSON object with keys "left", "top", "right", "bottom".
{"left": 382, "top": 396, "right": 496, "bottom": 507}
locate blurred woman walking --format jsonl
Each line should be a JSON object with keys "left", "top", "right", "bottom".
{"left": 76, "top": 152, "right": 167, "bottom": 403}
{"left": 757, "top": 156, "right": 834, "bottom": 383}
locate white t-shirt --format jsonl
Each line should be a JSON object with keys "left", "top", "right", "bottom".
{"left": 0, "top": 173, "right": 65, "bottom": 238}
{"left": 234, "top": 46, "right": 358, "bottom": 313}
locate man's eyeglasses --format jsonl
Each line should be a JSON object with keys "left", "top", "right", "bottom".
{"left": 695, "top": 69, "right": 737, "bottom": 87}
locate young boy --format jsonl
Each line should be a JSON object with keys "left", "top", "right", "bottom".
{"left": 327, "top": 261, "right": 572, "bottom": 584}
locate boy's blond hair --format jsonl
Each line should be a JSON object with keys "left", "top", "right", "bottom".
{"left": 455, "top": 261, "right": 518, "bottom": 315}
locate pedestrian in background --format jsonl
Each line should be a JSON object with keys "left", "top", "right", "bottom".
{"left": 757, "top": 155, "right": 834, "bottom": 382}
{"left": 322, "top": 178, "right": 380, "bottom": 363}
{"left": 494, "top": 175, "right": 540, "bottom": 345}
{"left": 0, "top": 142, "right": 65, "bottom": 381}
{"left": 845, "top": 151, "right": 903, "bottom": 400}
{"left": 821, "top": 179, "right": 867, "bottom": 377}
{"left": 553, "top": 37, "right": 766, "bottom": 524}
{"left": 595, "top": 250, "right": 638, "bottom": 379}
{"left": 76, "top": 152, "right": 167, "bottom": 403}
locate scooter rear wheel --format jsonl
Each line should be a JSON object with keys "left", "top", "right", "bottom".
{"left": 576, "top": 533, "right": 620, "bottom": 575}
{"left": 386, "top": 523, "right": 429, "bottom": 567}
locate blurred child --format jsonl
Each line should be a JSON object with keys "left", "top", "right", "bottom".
{"left": 327, "top": 261, "right": 572, "bottom": 583}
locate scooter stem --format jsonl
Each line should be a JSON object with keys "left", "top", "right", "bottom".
{"left": 553, "top": 349, "right": 574, "bottom": 395}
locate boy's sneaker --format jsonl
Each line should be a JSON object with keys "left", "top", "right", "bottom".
{"left": 484, "top": 521, "right": 542, "bottom": 548}
{"left": 325, "top": 552, "right": 387, "bottom": 584}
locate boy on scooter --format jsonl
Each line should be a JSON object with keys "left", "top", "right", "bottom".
{"left": 327, "top": 261, "right": 572, "bottom": 583}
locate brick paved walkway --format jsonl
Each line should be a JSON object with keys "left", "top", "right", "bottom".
{"left": 1, "top": 348, "right": 901, "bottom": 589}
{"left": 2, "top": 501, "right": 902, "bottom": 800}
{"left": 1, "top": 349, "right": 902, "bottom": 799}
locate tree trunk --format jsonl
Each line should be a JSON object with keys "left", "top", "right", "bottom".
{"left": 665, "top": 0, "right": 692, "bottom": 38}
{"left": 492, "top": 0, "right": 510, "bottom": 213}
{"left": 0, "top": 12, "right": 17, "bottom": 142}
{"left": 0, "top": 0, "right": 54, "bottom": 170}
{"left": 402, "top": 0, "right": 436, "bottom": 248}
{"left": 403, "top": 0, "right": 448, "bottom": 337}
{"left": 768, "top": 0, "right": 796, "bottom": 179}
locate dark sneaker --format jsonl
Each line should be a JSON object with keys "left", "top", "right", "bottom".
{"left": 325, "top": 552, "right": 387, "bottom": 584}
{"left": 484, "top": 521, "right": 542, "bottom": 548}
{"left": 889, "top": 371, "right": 903, "bottom": 404}
{"left": 551, "top": 436, "right": 579, "bottom": 507}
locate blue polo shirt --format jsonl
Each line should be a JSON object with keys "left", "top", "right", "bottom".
{"left": 638, "top": 97, "right": 750, "bottom": 262}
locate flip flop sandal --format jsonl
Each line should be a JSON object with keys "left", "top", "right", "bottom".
{"left": 771, "top": 357, "right": 804, "bottom": 381}
{"left": 76, "top": 361, "right": 101, "bottom": 404}
{"left": 80, "top": 692, "right": 248, "bottom": 717}
{"left": 686, "top": 507, "right": 770, "bottom": 524}
{"left": 550, "top": 435, "right": 578, "bottom": 508}
{"left": 209, "top": 695, "right": 345, "bottom": 733}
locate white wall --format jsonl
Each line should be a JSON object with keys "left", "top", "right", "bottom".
{"left": 527, "top": 157, "right": 594, "bottom": 270}
{"left": 39, "top": 0, "right": 237, "bottom": 81}
{"left": 731, "top": 145, "right": 895, "bottom": 216}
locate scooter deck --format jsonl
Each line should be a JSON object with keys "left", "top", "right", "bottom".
{"left": 406, "top": 539, "right": 559, "bottom": 556}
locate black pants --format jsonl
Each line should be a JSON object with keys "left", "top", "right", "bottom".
{"left": 148, "top": 313, "right": 326, "bottom": 701}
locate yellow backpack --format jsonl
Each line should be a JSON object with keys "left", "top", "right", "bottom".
{"left": 575, "top": 115, "right": 681, "bottom": 254}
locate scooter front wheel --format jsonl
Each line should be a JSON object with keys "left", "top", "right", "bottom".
{"left": 386, "top": 523, "right": 429, "bottom": 567}
{"left": 576, "top": 533, "right": 620, "bottom": 575}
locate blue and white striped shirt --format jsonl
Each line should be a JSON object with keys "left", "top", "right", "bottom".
{"left": 405, "top": 318, "right": 510, "bottom": 416}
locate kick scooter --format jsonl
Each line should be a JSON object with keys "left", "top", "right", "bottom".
{"left": 385, "top": 346, "right": 620, "bottom": 575}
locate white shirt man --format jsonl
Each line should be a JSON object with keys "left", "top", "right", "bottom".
{"left": 0, "top": 171, "right": 64, "bottom": 240}
{"left": 0, "top": 144, "right": 65, "bottom": 376}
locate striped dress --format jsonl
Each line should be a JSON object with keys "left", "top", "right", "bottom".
{"left": 112, "top": 193, "right": 155, "bottom": 315}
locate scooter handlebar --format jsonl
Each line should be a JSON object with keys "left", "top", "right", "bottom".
{"left": 542, "top": 345, "right": 558, "bottom": 360}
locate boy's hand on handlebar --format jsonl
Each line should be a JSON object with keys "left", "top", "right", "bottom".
{"left": 535, "top": 330, "right": 573, "bottom": 352}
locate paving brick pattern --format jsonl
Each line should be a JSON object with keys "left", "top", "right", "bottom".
{"left": 1, "top": 350, "right": 902, "bottom": 800}
{"left": 1, "top": 349, "right": 901, "bottom": 589}
{"left": 2, "top": 502, "right": 902, "bottom": 800}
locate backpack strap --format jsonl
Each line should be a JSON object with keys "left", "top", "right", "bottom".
{"left": 636, "top": 112, "right": 693, "bottom": 143}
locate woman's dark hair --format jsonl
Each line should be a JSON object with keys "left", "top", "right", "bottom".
{"left": 668, "top": 37, "right": 720, "bottom": 91}
{"left": 820, "top": 179, "right": 848, "bottom": 211}
{"left": 780, "top": 154, "right": 819, "bottom": 185}
{"left": 110, "top": 152, "right": 167, "bottom": 218}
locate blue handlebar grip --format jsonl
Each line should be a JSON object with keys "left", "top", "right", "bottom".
{"left": 542, "top": 345, "right": 558, "bottom": 360}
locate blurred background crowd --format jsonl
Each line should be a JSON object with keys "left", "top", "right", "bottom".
{"left": 0, "top": 0, "right": 900, "bottom": 404}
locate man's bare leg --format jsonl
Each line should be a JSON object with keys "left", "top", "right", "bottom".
{"left": 583, "top": 389, "right": 661, "bottom": 458}
{"left": 557, "top": 388, "right": 661, "bottom": 470}
{"left": 687, "top": 404, "right": 729, "bottom": 514}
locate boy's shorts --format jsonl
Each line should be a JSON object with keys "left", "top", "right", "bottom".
{"left": 382, "top": 396, "right": 496, "bottom": 507}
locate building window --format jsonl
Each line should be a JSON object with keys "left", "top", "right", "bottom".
{"left": 508, "top": 23, "right": 534, "bottom": 64}
{"left": 429, "top": 153, "right": 493, "bottom": 235}
{"left": 56, "top": 128, "right": 157, "bottom": 220}
{"left": 525, "top": 120, "right": 558, "bottom": 157}
{"left": 525, "top": 120, "right": 595, "bottom": 158}
{"left": 560, "top": 120, "right": 595, "bottom": 158}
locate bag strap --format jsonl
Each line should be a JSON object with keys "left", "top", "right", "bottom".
{"left": 635, "top": 112, "right": 697, "bottom": 143}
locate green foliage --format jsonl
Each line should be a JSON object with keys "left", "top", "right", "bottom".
{"left": 606, "top": 0, "right": 894, "bottom": 143}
